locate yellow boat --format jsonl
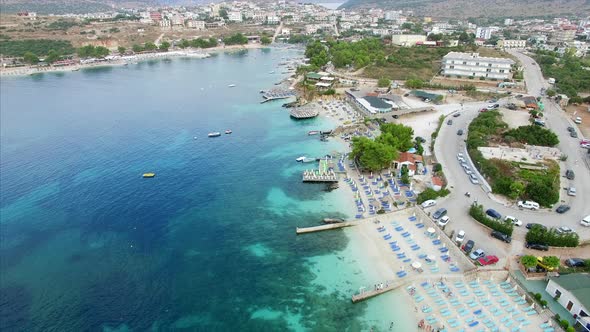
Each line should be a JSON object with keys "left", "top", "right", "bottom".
{"left": 143, "top": 173, "right": 156, "bottom": 178}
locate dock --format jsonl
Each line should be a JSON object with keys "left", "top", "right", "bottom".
{"left": 261, "top": 89, "right": 296, "bottom": 103}
{"left": 351, "top": 280, "right": 411, "bottom": 303}
{"left": 302, "top": 158, "right": 338, "bottom": 182}
{"left": 296, "top": 221, "right": 359, "bottom": 234}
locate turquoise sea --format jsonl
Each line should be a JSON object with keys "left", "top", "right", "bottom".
{"left": 0, "top": 48, "right": 415, "bottom": 331}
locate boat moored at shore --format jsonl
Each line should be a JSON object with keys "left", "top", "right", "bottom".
{"left": 208, "top": 132, "right": 221, "bottom": 137}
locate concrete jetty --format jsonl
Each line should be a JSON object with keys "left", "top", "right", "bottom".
{"left": 302, "top": 158, "right": 338, "bottom": 182}
{"left": 261, "top": 89, "right": 296, "bottom": 103}
{"left": 351, "top": 279, "right": 412, "bottom": 303}
{"left": 296, "top": 222, "right": 358, "bottom": 234}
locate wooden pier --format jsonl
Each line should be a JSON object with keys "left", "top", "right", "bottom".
{"left": 351, "top": 279, "right": 412, "bottom": 303}
{"left": 296, "top": 222, "right": 359, "bottom": 234}
{"left": 261, "top": 89, "right": 296, "bottom": 103}
{"left": 302, "top": 158, "right": 338, "bottom": 182}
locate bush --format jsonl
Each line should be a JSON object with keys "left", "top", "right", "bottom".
{"left": 503, "top": 125, "right": 559, "bottom": 147}
{"left": 567, "top": 327, "right": 575, "bottom": 332}
{"left": 468, "top": 76, "right": 474, "bottom": 79}
{"left": 526, "top": 226, "right": 579, "bottom": 247}
{"left": 534, "top": 293, "right": 542, "bottom": 301}
{"left": 560, "top": 320, "right": 569, "bottom": 329}
{"left": 469, "top": 204, "right": 513, "bottom": 236}
{"left": 521, "top": 255, "right": 538, "bottom": 268}
{"left": 479, "top": 76, "right": 485, "bottom": 80}
{"left": 378, "top": 77, "right": 391, "bottom": 88}
{"left": 433, "top": 164, "right": 442, "bottom": 173}
{"left": 540, "top": 300, "right": 548, "bottom": 307}
{"left": 416, "top": 188, "right": 450, "bottom": 204}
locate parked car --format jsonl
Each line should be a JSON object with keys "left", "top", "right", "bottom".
{"left": 505, "top": 216, "right": 522, "bottom": 226}
{"left": 461, "top": 240, "right": 475, "bottom": 253}
{"left": 517, "top": 200, "right": 540, "bottom": 210}
{"left": 486, "top": 209, "right": 502, "bottom": 219}
{"left": 566, "top": 258, "right": 586, "bottom": 267}
{"left": 506, "top": 103, "right": 517, "bottom": 110}
{"left": 457, "top": 129, "right": 464, "bottom": 136}
{"left": 567, "top": 187, "right": 576, "bottom": 196}
{"left": 416, "top": 136, "right": 426, "bottom": 143}
{"left": 574, "top": 116, "right": 582, "bottom": 124}
{"left": 570, "top": 131, "right": 578, "bottom": 138}
{"left": 469, "top": 249, "right": 485, "bottom": 260}
{"left": 533, "top": 119, "right": 545, "bottom": 127}
{"left": 437, "top": 215, "right": 450, "bottom": 227}
{"left": 478, "top": 255, "right": 499, "bottom": 266}
{"left": 455, "top": 230, "right": 466, "bottom": 243}
{"left": 525, "top": 242, "right": 549, "bottom": 251}
{"left": 469, "top": 173, "right": 479, "bottom": 184}
{"left": 421, "top": 200, "right": 437, "bottom": 208}
{"left": 525, "top": 223, "right": 547, "bottom": 231}
{"left": 582, "top": 215, "right": 590, "bottom": 227}
{"left": 556, "top": 205, "right": 571, "bottom": 214}
{"left": 433, "top": 208, "right": 447, "bottom": 219}
{"left": 457, "top": 153, "right": 464, "bottom": 161}
{"left": 567, "top": 126, "right": 575, "bottom": 132}
{"left": 447, "top": 119, "right": 453, "bottom": 125}
{"left": 479, "top": 108, "right": 488, "bottom": 113}
{"left": 487, "top": 103, "right": 499, "bottom": 109}
{"left": 556, "top": 226, "right": 574, "bottom": 234}
{"left": 453, "top": 112, "right": 461, "bottom": 117}
{"left": 566, "top": 169, "right": 575, "bottom": 180}
{"left": 491, "top": 230, "right": 511, "bottom": 243}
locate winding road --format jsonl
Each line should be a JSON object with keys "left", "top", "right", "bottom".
{"left": 428, "top": 51, "right": 590, "bottom": 261}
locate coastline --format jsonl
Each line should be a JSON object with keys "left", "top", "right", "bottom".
{"left": 0, "top": 43, "right": 275, "bottom": 78}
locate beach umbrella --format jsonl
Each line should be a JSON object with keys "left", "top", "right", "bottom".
{"left": 412, "top": 261, "right": 422, "bottom": 269}
{"left": 437, "top": 235, "right": 441, "bottom": 240}
{"left": 506, "top": 276, "right": 511, "bottom": 283}
{"left": 427, "top": 227, "right": 436, "bottom": 234}
{"left": 442, "top": 243, "right": 446, "bottom": 248}
{"left": 476, "top": 277, "right": 480, "bottom": 283}
{"left": 530, "top": 303, "right": 535, "bottom": 310}
{"left": 521, "top": 295, "right": 526, "bottom": 301}
{"left": 489, "top": 275, "right": 493, "bottom": 281}
{"left": 427, "top": 255, "right": 435, "bottom": 261}
{"left": 513, "top": 285, "right": 518, "bottom": 291}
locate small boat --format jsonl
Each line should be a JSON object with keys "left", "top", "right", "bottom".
{"left": 143, "top": 173, "right": 155, "bottom": 178}
{"left": 296, "top": 156, "right": 306, "bottom": 162}
{"left": 208, "top": 132, "right": 221, "bottom": 137}
{"left": 308, "top": 130, "right": 319, "bottom": 136}
{"left": 225, "top": 129, "right": 232, "bottom": 134}
{"left": 228, "top": 84, "right": 236, "bottom": 88}
{"left": 302, "top": 157, "right": 316, "bottom": 163}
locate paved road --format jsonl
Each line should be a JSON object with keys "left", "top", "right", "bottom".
{"left": 429, "top": 51, "right": 590, "bottom": 261}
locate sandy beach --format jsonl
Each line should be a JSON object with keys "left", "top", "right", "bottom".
{"left": 0, "top": 43, "right": 272, "bottom": 78}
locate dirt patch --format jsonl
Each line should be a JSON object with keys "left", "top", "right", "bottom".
{"left": 499, "top": 108, "right": 530, "bottom": 128}
{"left": 564, "top": 103, "right": 590, "bottom": 138}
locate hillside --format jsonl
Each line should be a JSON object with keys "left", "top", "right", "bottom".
{"left": 0, "top": 0, "right": 201, "bottom": 14}
{"left": 339, "top": 0, "right": 590, "bottom": 18}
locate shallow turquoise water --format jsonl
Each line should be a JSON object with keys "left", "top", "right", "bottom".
{"left": 0, "top": 48, "right": 418, "bottom": 331}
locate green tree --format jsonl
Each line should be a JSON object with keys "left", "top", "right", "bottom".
{"left": 350, "top": 136, "right": 397, "bottom": 171}
{"left": 223, "top": 33, "right": 248, "bottom": 46}
{"left": 377, "top": 123, "right": 414, "bottom": 152}
{"left": 405, "top": 79, "right": 424, "bottom": 89}
{"left": 23, "top": 51, "right": 39, "bottom": 64}
{"left": 546, "top": 89, "right": 556, "bottom": 97}
{"left": 44, "top": 49, "right": 60, "bottom": 63}
{"left": 260, "top": 36, "right": 272, "bottom": 45}
{"left": 178, "top": 39, "right": 190, "bottom": 49}
{"left": 144, "top": 42, "right": 157, "bottom": 51}
{"left": 509, "top": 181, "right": 525, "bottom": 199}
{"left": 219, "top": 9, "right": 228, "bottom": 20}
{"left": 117, "top": 46, "right": 126, "bottom": 54}
{"left": 94, "top": 46, "right": 109, "bottom": 57}
{"left": 521, "top": 255, "right": 538, "bottom": 269}
{"left": 377, "top": 77, "right": 391, "bottom": 88}
{"left": 132, "top": 44, "right": 143, "bottom": 53}
{"left": 543, "top": 256, "right": 560, "bottom": 269}
{"left": 159, "top": 41, "right": 170, "bottom": 51}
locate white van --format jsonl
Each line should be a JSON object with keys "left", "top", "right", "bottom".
{"left": 582, "top": 215, "right": 590, "bottom": 227}
{"left": 517, "top": 200, "right": 540, "bottom": 210}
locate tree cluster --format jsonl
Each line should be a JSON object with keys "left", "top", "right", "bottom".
{"left": 177, "top": 38, "right": 218, "bottom": 49}
{"left": 469, "top": 204, "right": 514, "bottom": 236}
{"left": 525, "top": 225, "right": 579, "bottom": 247}
{"left": 0, "top": 39, "right": 75, "bottom": 57}
{"left": 503, "top": 125, "right": 559, "bottom": 147}
{"left": 77, "top": 45, "right": 110, "bottom": 58}
{"left": 223, "top": 33, "right": 248, "bottom": 46}
{"left": 416, "top": 188, "right": 450, "bottom": 204}
{"left": 535, "top": 50, "right": 590, "bottom": 98}
{"left": 350, "top": 123, "right": 414, "bottom": 171}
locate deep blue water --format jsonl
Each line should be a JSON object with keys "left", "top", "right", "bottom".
{"left": 0, "top": 49, "right": 371, "bottom": 331}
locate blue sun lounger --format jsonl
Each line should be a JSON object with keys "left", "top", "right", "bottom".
{"left": 416, "top": 223, "right": 425, "bottom": 228}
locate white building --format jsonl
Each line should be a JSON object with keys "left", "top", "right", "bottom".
{"left": 228, "top": 11, "right": 242, "bottom": 22}
{"left": 475, "top": 27, "right": 493, "bottom": 40}
{"left": 391, "top": 34, "right": 427, "bottom": 46}
{"left": 267, "top": 15, "right": 280, "bottom": 25}
{"left": 497, "top": 39, "right": 527, "bottom": 49}
{"left": 504, "top": 18, "right": 514, "bottom": 26}
{"left": 441, "top": 52, "right": 515, "bottom": 80}
{"left": 545, "top": 274, "right": 590, "bottom": 324}
{"left": 187, "top": 20, "right": 206, "bottom": 30}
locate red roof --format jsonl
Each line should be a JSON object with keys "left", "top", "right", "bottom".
{"left": 397, "top": 152, "right": 423, "bottom": 164}
{"left": 432, "top": 176, "right": 444, "bottom": 186}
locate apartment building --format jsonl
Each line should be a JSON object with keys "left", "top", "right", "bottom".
{"left": 497, "top": 39, "right": 527, "bottom": 49}
{"left": 441, "top": 52, "right": 515, "bottom": 80}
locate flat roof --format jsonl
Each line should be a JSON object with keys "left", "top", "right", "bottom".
{"left": 443, "top": 52, "right": 515, "bottom": 64}
{"left": 363, "top": 96, "right": 392, "bottom": 109}
{"left": 315, "top": 82, "right": 332, "bottom": 87}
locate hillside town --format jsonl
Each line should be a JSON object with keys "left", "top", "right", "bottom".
{"left": 1, "top": 1, "right": 590, "bottom": 332}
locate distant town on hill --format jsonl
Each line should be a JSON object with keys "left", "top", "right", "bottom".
{"left": 339, "top": 0, "right": 590, "bottom": 18}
